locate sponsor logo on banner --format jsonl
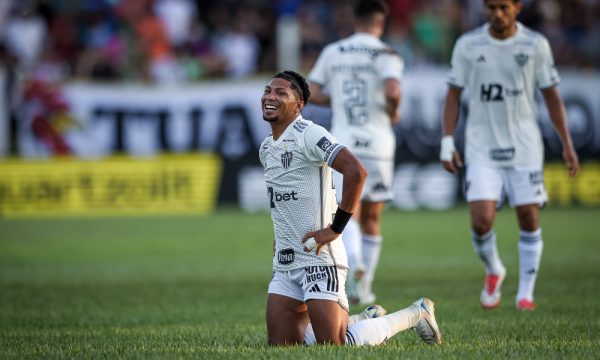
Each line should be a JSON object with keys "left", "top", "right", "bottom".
{"left": 0, "top": 155, "right": 221, "bottom": 217}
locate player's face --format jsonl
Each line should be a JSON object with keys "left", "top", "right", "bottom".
{"left": 261, "top": 78, "right": 303, "bottom": 123}
{"left": 484, "top": 0, "right": 522, "bottom": 37}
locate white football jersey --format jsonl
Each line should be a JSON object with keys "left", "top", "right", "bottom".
{"left": 448, "top": 22, "right": 560, "bottom": 167}
{"left": 308, "top": 32, "right": 403, "bottom": 160}
{"left": 259, "top": 116, "right": 348, "bottom": 271}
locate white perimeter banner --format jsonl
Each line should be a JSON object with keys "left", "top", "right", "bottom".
{"left": 17, "top": 68, "right": 600, "bottom": 160}
{"left": 13, "top": 68, "right": 600, "bottom": 210}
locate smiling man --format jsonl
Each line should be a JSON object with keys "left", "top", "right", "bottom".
{"left": 259, "top": 70, "right": 442, "bottom": 346}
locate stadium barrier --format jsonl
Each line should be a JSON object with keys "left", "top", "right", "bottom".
{"left": 3, "top": 69, "right": 599, "bottom": 214}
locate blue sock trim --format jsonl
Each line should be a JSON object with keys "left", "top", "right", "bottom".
{"left": 519, "top": 228, "right": 542, "bottom": 243}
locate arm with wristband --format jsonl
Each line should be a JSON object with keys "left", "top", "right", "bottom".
{"left": 302, "top": 148, "right": 366, "bottom": 254}
{"left": 440, "top": 86, "right": 463, "bottom": 174}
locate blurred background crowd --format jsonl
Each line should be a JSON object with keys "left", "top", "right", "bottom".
{"left": 0, "top": 0, "right": 598, "bottom": 85}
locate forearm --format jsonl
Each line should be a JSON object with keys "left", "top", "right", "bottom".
{"left": 384, "top": 78, "right": 401, "bottom": 125}
{"left": 339, "top": 170, "right": 366, "bottom": 213}
{"left": 331, "top": 149, "right": 367, "bottom": 213}
{"left": 543, "top": 88, "right": 574, "bottom": 149}
{"left": 308, "top": 82, "right": 331, "bottom": 106}
{"left": 442, "top": 88, "right": 461, "bottom": 136}
{"left": 385, "top": 94, "right": 401, "bottom": 125}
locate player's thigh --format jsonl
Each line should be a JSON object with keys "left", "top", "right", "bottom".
{"left": 515, "top": 204, "right": 540, "bottom": 231}
{"left": 266, "top": 293, "right": 309, "bottom": 345}
{"left": 465, "top": 164, "right": 504, "bottom": 203}
{"left": 505, "top": 167, "right": 547, "bottom": 209}
{"left": 306, "top": 299, "right": 348, "bottom": 345}
{"left": 267, "top": 270, "right": 310, "bottom": 345}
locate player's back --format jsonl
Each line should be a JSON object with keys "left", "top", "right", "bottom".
{"left": 308, "top": 33, "right": 403, "bottom": 160}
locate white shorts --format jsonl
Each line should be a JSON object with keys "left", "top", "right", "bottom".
{"left": 268, "top": 265, "right": 349, "bottom": 312}
{"left": 334, "top": 157, "right": 394, "bottom": 203}
{"left": 465, "top": 164, "right": 548, "bottom": 207}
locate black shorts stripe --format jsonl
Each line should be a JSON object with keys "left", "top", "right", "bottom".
{"left": 326, "top": 266, "right": 333, "bottom": 292}
{"left": 332, "top": 266, "right": 339, "bottom": 292}
{"left": 327, "top": 266, "right": 338, "bottom": 292}
{"left": 346, "top": 329, "right": 356, "bottom": 346}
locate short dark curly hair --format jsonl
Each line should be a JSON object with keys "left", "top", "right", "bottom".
{"left": 273, "top": 70, "right": 311, "bottom": 104}
{"left": 354, "top": 0, "right": 389, "bottom": 21}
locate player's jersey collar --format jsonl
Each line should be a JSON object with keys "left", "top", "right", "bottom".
{"left": 351, "top": 32, "right": 381, "bottom": 44}
{"left": 273, "top": 115, "right": 303, "bottom": 143}
{"left": 484, "top": 21, "right": 523, "bottom": 46}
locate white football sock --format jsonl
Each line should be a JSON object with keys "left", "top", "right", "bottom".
{"left": 304, "top": 323, "right": 317, "bottom": 345}
{"left": 362, "top": 233, "right": 383, "bottom": 289}
{"left": 471, "top": 229, "right": 505, "bottom": 275}
{"left": 342, "top": 218, "right": 364, "bottom": 273}
{"left": 305, "top": 304, "right": 422, "bottom": 346}
{"left": 517, "top": 228, "right": 543, "bottom": 301}
{"left": 346, "top": 303, "right": 422, "bottom": 346}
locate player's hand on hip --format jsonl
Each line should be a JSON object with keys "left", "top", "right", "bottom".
{"left": 302, "top": 227, "right": 340, "bottom": 256}
{"left": 563, "top": 147, "right": 580, "bottom": 177}
{"left": 440, "top": 136, "right": 462, "bottom": 174}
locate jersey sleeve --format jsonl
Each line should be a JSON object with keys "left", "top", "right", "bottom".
{"left": 303, "top": 125, "right": 346, "bottom": 167}
{"left": 377, "top": 51, "right": 404, "bottom": 82}
{"left": 447, "top": 38, "right": 468, "bottom": 88}
{"left": 534, "top": 37, "right": 560, "bottom": 89}
{"left": 259, "top": 137, "right": 269, "bottom": 168}
{"left": 307, "top": 45, "right": 332, "bottom": 86}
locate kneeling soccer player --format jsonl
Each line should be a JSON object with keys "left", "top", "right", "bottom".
{"left": 259, "top": 69, "right": 443, "bottom": 345}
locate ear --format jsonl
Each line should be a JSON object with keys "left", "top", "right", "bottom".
{"left": 375, "top": 13, "right": 386, "bottom": 34}
{"left": 514, "top": 1, "right": 524, "bottom": 14}
{"left": 296, "top": 100, "right": 305, "bottom": 114}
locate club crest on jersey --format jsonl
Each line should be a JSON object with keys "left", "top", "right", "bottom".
{"left": 281, "top": 151, "right": 293, "bottom": 169}
{"left": 514, "top": 53, "right": 529, "bottom": 67}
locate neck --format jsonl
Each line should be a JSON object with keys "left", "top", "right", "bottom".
{"left": 355, "top": 25, "right": 381, "bottom": 38}
{"left": 271, "top": 115, "right": 298, "bottom": 140}
{"left": 489, "top": 23, "right": 517, "bottom": 40}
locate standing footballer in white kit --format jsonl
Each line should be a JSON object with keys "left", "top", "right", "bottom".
{"left": 261, "top": 70, "right": 442, "bottom": 346}
{"left": 440, "top": 0, "right": 580, "bottom": 311}
{"left": 308, "top": 0, "right": 403, "bottom": 306}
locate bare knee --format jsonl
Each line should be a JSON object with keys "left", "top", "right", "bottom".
{"left": 470, "top": 201, "right": 496, "bottom": 235}
{"left": 516, "top": 205, "right": 540, "bottom": 231}
{"left": 471, "top": 213, "right": 494, "bottom": 235}
{"left": 360, "top": 203, "right": 384, "bottom": 235}
{"left": 361, "top": 216, "right": 380, "bottom": 235}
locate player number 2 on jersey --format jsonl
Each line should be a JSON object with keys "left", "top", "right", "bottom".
{"left": 343, "top": 79, "right": 368, "bottom": 125}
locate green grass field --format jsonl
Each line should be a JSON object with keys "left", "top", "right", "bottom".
{"left": 1, "top": 207, "right": 599, "bottom": 359}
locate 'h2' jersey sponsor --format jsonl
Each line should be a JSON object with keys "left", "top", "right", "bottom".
{"left": 308, "top": 32, "right": 403, "bottom": 160}
{"left": 447, "top": 22, "right": 559, "bottom": 167}
{"left": 259, "top": 116, "right": 348, "bottom": 271}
